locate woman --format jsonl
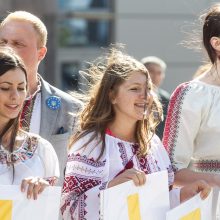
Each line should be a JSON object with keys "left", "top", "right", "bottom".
{"left": 0, "top": 47, "right": 59, "bottom": 200}
{"left": 163, "top": 4, "right": 220, "bottom": 219}
{"left": 61, "top": 47, "right": 210, "bottom": 219}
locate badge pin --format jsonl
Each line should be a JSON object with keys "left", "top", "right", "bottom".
{"left": 46, "top": 96, "right": 61, "bottom": 110}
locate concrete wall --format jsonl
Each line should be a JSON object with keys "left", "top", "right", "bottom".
{"left": 0, "top": 0, "right": 218, "bottom": 93}
{"left": 115, "top": 0, "right": 216, "bottom": 93}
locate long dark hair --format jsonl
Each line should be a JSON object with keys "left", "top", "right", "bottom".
{"left": 70, "top": 47, "right": 162, "bottom": 160}
{"left": 0, "top": 47, "right": 27, "bottom": 172}
{"left": 203, "top": 4, "right": 220, "bottom": 64}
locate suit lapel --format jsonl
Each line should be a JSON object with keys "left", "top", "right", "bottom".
{"left": 39, "top": 77, "right": 59, "bottom": 139}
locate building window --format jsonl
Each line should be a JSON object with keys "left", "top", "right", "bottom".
{"left": 58, "top": 0, "right": 111, "bottom": 11}
{"left": 58, "top": 18, "right": 111, "bottom": 47}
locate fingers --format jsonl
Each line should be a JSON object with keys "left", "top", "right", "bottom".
{"left": 27, "top": 178, "right": 36, "bottom": 199}
{"left": 20, "top": 177, "right": 49, "bottom": 200}
{"left": 135, "top": 170, "right": 146, "bottom": 186}
{"left": 180, "top": 180, "right": 212, "bottom": 203}
{"left": 197, "top": 180, "right": 211, "bottom": 200}
{"left": 108, "top": 168, "right": 147, "bottom": 188}
{"left": 21, "top": 178, "right": 30, "bottom": 193}
{"left": 32, "top": 180, "right": 41, "bottom": 200}
{"left": 38, "top": 179, "right": 49, "bottom": 194}
{"left": 124, "top": 168, "right": 146, "bottom": 186}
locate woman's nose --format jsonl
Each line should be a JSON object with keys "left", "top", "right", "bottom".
{"left": 140, "top": 89, "right": 147, "bottom": 99}
{"left": 10, "top": 89, "right": 19, "bottom": 100}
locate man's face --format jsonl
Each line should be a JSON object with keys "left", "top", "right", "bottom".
{"left": 147, "top": 64, "right": 165, "bottom": 88}
{"left": 0, "top": 20, "right": 45, "bottom": 79}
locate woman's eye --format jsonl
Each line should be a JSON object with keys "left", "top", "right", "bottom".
{"left": 0, "top": 87, "right": 9, "bottom": 91}
{"left": 18, "top": 87, "right": 25, "bottom": 91}
{"left": 130, "top": 88, "right": 139, "bottom": 91}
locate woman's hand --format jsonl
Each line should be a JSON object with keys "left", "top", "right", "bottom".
{"left": 180, "top": 180, "right": 211, "bottom": 203}
{"left": 108, "top": 168, "right": 146, "bottom": 188}
{"left": 21, "top": 177, "right": 49, "bottom": 200}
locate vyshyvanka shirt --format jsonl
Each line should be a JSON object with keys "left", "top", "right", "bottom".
{"left": 61, "top": 132, "right": 180, "bottom": 220}
{"left": 163, "top": 80, "right": 220, "bottom": 173}
{"left": 0, "top": 131, "right": 59, "bottom": 185}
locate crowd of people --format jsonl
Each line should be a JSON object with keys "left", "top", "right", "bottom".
{"left": 0, "top": 3, "right": 220, "bottom": 220}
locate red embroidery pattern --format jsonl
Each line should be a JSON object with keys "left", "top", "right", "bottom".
{"left": 163, "top": 82, "right": 191, "bottom": 171}
{"left": 118, "top": 142, "right": 129, "bottom": 166}
{"left": 0, "top": 135, "right": 38, "bottom": 165}
{"left": 62, "top": 153, "right": 105, "bottom": 219}
{"left": 63, "top": 175, "right": 101, "bottom": 194}
{"left": 68, "top": 153, "right": 106, "bottom": 167}
{"left": 194, "top": 160, "right": 220, "bottom": 172}
{"left": 20, "top": 95, "right": 37, "bottom": 132}
{"left": 138, "top": 156, "right": 151, "bottom": 174}
{"left": 44, "top": 176, "right": 58, "bottom": 186}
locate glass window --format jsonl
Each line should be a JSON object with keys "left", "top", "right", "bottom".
{"left": 58, "top": 0, "right": 111, "bottom": 11}
{"left": 58, "top": 18, "right": 111, "bottom": 47}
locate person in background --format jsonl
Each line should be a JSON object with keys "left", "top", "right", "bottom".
{"left": 0, "top": 47, "right": 59, "bottom": 199}
{"left": 141, "top": 56, "right": 170, "bottom": 139}
{"left": 61, "top": 47, "right": 211, "bottom": 220}
{"left": 163, "top": 4, "right": 220, "bottom": 219}
{"left": 0, "top": 11, "right": 82, "bottom": 185}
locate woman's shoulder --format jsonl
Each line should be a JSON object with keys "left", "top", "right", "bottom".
{"left": 69, "top": 131, "right": 103, "bottom": 160}
{"left": 149, "top": 135, "right": 171, "bottom": 163}
{"left": 20, "top": 131, "right": 54, "bottom": 153}
{"left": 149, "top": 135, "right": 169, "bottom": 156}
{"left": 169, "top": 80, "right": 217, "bottom": 111}
{"left": 150, "top": 135, "right": 164, "bottom": 151}
{"left": 172, "top": 80, "right": 220, "bottom": 98}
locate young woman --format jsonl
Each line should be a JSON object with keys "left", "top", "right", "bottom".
{"left": 0, "top": 47, "right": 59, "bottom": 200}
{"left": 163, "top": 4, "right": 220, "bottom": 219}
{"left": 61, "top": 48, "right": 210, "bottom": 219}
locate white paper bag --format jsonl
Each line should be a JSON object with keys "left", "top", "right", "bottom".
{"left": 100, "top": 170, "right": 170, "bottom": 220}
{"left": 0, "top": 185, "right": 61, "bottom": 220}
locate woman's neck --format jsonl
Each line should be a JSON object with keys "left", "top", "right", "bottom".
{"left": 108, "top": 118, "right": 137, "bottom": 142}
{"left": 198, "top": 63, "right": 220, "bottom": 86}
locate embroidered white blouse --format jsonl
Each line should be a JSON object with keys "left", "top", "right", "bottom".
{"left": 0, "top": 132, "right": 60, "bottom": 185}
{"left": 61, "top": 132, "right": 180, "bottom": 220}
{"left": 163, "top": 80, "right": 220, "bottom": 173}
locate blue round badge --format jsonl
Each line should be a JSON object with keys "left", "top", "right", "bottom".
{"left": 46, "top": 96, "right": 61, "bottom": 110}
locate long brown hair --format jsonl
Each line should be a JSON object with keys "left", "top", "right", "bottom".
{"left": 0, "top": 47, "right": 27, "bottom": 172}
{"left": 71, "top": 47, "right": 162, "bottom": 160}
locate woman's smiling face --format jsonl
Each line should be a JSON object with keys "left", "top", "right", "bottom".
{"left": 111, "top": 71, "right": 153, "bottom": 124}
{"left": 0, "top": 68, "right": 27, "bottom": 125}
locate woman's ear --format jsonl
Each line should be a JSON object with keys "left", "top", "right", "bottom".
{"left": 109, "top": 90, "right": 117, "bottom": 104}
{"left": 210, "top": 37, "right": 220, "bottom": 51}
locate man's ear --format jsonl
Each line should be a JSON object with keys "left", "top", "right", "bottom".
{"left": 38, "top": 46, "right": 47, "bottom": 61}
{"left": 210, "top": 37, "right": 220, "bottom": 51}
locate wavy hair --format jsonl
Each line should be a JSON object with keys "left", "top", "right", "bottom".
{"left": 71, "top": 47, "right": 162, "bottom": 160}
